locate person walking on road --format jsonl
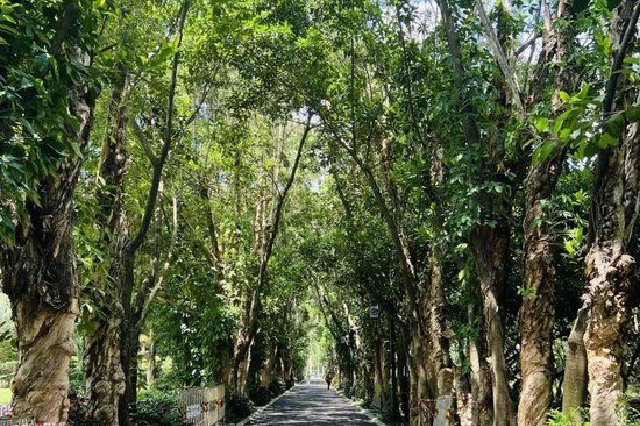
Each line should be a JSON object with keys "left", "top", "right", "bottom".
{"left": 324, "top": 370, "right": 334, "bottom": 390}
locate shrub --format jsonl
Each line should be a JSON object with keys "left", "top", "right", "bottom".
{"left": 546, "top": 408, "right": 588, "bottom": 426}
{"left": 248, "top": 385, "right": 272, "bottom": 407}
{"left": 68, "top": 398, "right": 91, "bottom": 426}
{"left": 226, "top": 393, "right": 254, "bottom": 423}
{"left": 131, "top": 390, "right": 187, "bottom": 426}
{"left": 268, "top": 379, "right": 284, "bottom": 397}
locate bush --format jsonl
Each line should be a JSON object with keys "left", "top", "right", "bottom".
{"left": 248, "top": 385, "right": 272, "bottom": 407}
{"left": 226, "top": 393, "right": 254, "bottom": 423}
{"left": 547, "top": 408, "right": 589, "bottom": 426}
{"left": 268, "top": 379, "right": 284, "bottom": 397}
{"left": 68, "top": 398, "right": 91, "bottom": 426}
{"left": 131, "top": 390, "right": 187, "bottom": 426}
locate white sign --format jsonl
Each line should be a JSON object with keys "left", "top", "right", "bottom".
{"left": 186, "top": 404, "right": 201, "bottom": 420}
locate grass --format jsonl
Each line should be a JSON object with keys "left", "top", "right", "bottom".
{"left": 0, "top": 388, "right": 11, "bottom": 404}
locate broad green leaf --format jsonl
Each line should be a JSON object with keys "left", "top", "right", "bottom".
{"left": 535, "top": 117, "right": 550, "bottom": 132}
{"left": 533, "top": 141, "right": 556, "bottom": 165}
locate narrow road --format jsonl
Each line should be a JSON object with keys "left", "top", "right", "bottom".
{"left": 245, "top": 380, "right": 378, "bottom": 425}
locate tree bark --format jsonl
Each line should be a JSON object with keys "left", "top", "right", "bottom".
{"left": 518, "top": 2, "right": 576, "bottom": 424}
{"left": 583, "top": 2, "right": 640, "bottom": 424}
{"left": 469, "top": 226, "right": 513, "bottom": 426}
{"left": 518, "top": 151, "right": 564, "bottom": 426}
{"left": 147, "top": 331, "right": 156, "bottom": 388}
{"left": 561, "top": 306, "right": 588, "bottom": 417}
{"left": 85, "top": 66, "right": 129, "bottom": 426}
{"left": 468, "top": 304, "right": 492, "bottom": 426}
{"left": 389, "top": 314, "right": 401, "bottom": 423}
{"left": 1, "top": 4, "right": 94, "bottom": 419}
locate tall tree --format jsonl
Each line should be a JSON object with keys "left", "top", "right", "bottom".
{"left": 583, "top": 1, "right": 640, "bottom": 424}
{"left": 0, "top": 0, "right": 97, "bottom": 421}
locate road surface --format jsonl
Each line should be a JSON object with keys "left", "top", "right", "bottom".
{"left": 245, "top": 380, "right": 378, "bottom": 425}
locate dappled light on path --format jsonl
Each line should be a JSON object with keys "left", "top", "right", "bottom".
{"left": 246, "top": 380, "right": 377, "bottom": 425}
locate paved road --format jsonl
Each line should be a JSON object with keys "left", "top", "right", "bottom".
{"left": 245, "top": 380, "right": 378, "bottom": 425}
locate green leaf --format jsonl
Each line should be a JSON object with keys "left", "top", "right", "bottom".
{"left": 69, "top": 141, "right": 82, "bottom": 157}
{"left": 598, "top": 132, "right": 619, "bottom": 148}
{"left": 559, "top": 91, "right": 570, "bottom": 102}
{"left": 604, "top": 112, "right": 625, "bottom": 138}
{"left": 625, "top": 106, "right": 640, "bottom": 122}
{"left": 535, "top": 117, "right": 550, "bottom": 132}
{"left": 533, "top": 141, "right": 555, "bottom": 165}
{"left": 623, "top": 56, "right": 640, "bottom": 66}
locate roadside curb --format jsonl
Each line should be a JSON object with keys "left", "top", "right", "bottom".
{"left": 232, "top": 382, "right": 299, "bottom": 426}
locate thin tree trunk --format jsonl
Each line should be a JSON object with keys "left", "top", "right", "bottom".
{"left": 561, "top": 306, "right": 588, "bottom": 417}
{"left": 115, "top": 4, "right": 189, "bottom": 423}
{"left": 518, "top": 149, "right": 565, "bottom": 426}
{"left": 389, "top": 314, "right": 401, "bottom": 423}
{"left": 438, "top": 2, "right": 514, "bottom": 423}
{"left": 229, "top": 117, "right": 312, "bottom": 395}
{"left": 374, "top": 332, "right": 385, "bottom": 410}
{"left": 397, "top": 332, "right": 411, "bottom": 425}
{"left": 147, "top": 331, "right": 156, "bottom": 388}
{"left": 468, "top": 304, "right": 492, "bottom": 426}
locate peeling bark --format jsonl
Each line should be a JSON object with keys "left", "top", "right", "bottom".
{"left": 1, "top": 8, "right": 95, "bottom": 418}
{"left": 583, "top": 1, "right": 640, "bottom": 424}
{"left": 518, "top": 2, "right": 575, "bottom": 424}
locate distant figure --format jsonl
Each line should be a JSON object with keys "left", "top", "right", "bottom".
{"left": 324, "top": 371, "right": 334, "bottom": 390}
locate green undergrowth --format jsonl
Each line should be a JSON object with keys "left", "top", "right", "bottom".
{"left": 547, "top": 403, "right": 640, "bottom": 426}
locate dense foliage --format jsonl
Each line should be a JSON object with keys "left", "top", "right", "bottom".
{"left": 1, "top": 0, "right": 640, "bottom": 426}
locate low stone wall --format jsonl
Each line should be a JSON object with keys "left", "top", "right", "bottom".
{"left": 178, "top": 385, "right": 226, "bottom": 425}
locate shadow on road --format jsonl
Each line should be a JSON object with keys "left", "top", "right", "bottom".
{"left": 246, "top": 380, "right": 377, "bottom": 425}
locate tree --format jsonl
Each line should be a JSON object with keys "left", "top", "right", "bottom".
{"left": 0, "top": 0, "right": 99, "bottom": 421}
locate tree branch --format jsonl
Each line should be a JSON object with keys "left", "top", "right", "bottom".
{"left": 258, "top": 114, "right": 313, "bottom": 291}
{"left": 131, "top": 119, "right": 158, "bottom": 163}
{"left": 127, "top": 0, "right": 189, "bottom": 255}
{"left": 137, "top": 196, "right": 178, "bottom": 326}
{"left": 603, "top": 0, "right": 640, "bottom": 115}
{"left": 475, "top": 0, "right": 524, "bottom": 115}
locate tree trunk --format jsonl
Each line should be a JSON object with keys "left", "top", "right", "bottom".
{"left": 518, "top": 154, "right": 564, "bottom": 426}
{"left": 147, "top": 331, "right": 156, "bottom": 388}
{"left": 468, "top": 304, "right": 492, "bottom": 426}
{"left": 1, "top": 28, "right": 94, "bottom": 421}
{"left": 389, "top": 315, "right": 401, "bottom": 423}
{"left": 85, "top": 305, "right": 126, "bottom": 425}
{"left": 561, "top": 306, "right": 588, "bottom": 417}
{"left": 518, "top": 2, "right": 576, "bottom": 424}
{"left": 126, "top": 320, "right": 142, "bottom": 409}
{"left": 583, "top": 2, "right": 640, "bottom": 424}
{"left": 470, "top": 226, "right": 513, "bottom": 426}
{"left": 10, "top": 296, "right": 78, "bottom": 422}
{"left": 398, "top": 328, "right": 411, "bottom": 424}
{"left": 116, "top": 252, "right": 136, "bottom": 426}
{"left": 584, "top": 127, "right": 640, "bottom": 424}
{"left": 85, "top": 68, "right": 129, "bottom": 426}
